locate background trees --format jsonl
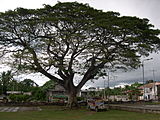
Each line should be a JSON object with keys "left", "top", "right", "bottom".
{"left": 19, "top": 79, "right": 38, "bottom": 92}
{"left": 31, "top": 80, "right": 55, "bottom": 101}
{"left": 102, "top": 82, "right": 142, "bottom": 101}
{"left": 0, "top": 71, "right": 13, "bottom": 95}
{"left": 0, "top": 2, "right": 160, "bottom": 107}
{"left": 0, "top": 70, "right": 55, "bottom": 102}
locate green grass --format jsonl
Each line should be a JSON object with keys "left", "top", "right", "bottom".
{"left": 145, "top": 102, "right": 160, "bottom": 105}
{"left": 1, "top": 106, "right": 160, "bottom": 120}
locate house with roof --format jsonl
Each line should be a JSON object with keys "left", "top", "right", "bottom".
{"left": 139, "top": 82, "right": 160, "bottom": 101}
{"left": 79, "top": 87, "right": 103, "bottom": 99}
{"left": 47, "top": 84, "right": 67, "bottom": 102}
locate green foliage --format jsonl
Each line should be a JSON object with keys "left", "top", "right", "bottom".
{"left": 110, "top": 87, "right": 123, "bottom": 95}
{"left": 123, "top": 83, "right": 142, "bottom": 100}
{"left": 77, "top": 97, "right": 84, "bottom": 101}
{"left": 19, "top": 79, "right": 38, "bottom": 92}
{"left": 146, "top": 80, "right": 154, "bottom": 84}
{"left": 9, "top": 94, "right": 31, "bottom": 102}
{"left": 0, "top": 72, "right": 44, "bottom": 102}
{"left": 0, "top": 71, "right": 13, "bottom": 95}
{"left": 103, "top": 82, "right": 142, "bottom": 100}
{"left": 32, "top": 88, "right": 46, "bottom": 101}
{"left": 0, "top": 73, "right": 40, "bottom": 95}
{"left": 29, "top": 80, "right": 55, "bottom": 101}
{"left": 41, "top": 80, "right": 55, "bottom": 91}
{"left": 0, "top": 2, "right": 159, "bottom": 79}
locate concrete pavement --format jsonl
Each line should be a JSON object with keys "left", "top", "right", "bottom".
{"left": 110, "top": 104, "right": 160, "bottom": 113}
{"left": 0, "top": 107, "right": 41, "bottom": 112}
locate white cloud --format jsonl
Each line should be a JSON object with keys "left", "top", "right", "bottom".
{"left": 0, "top": 65, "right": 11, "bottom": 72}
{"left": 14, "top": 73, "right": 50, "bottom": 86}
{"left": 0, "top": 0, "right": 57, "bottom": 12}
{"left": 114, "top": 83, "right": 130, "bottom": 88}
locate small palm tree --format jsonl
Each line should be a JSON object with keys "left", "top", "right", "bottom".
{"left": 0, "top": 71, "right": 13, "bottom": 95}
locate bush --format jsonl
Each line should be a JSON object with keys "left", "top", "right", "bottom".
{"left": 9, "top": 94, "right": 31, "bottom": 102}
{"left": 32, "top": 89, "right": 46, "bottom": 101}
{"left": 77, "top": 97, "right": 85, "bottom": 101}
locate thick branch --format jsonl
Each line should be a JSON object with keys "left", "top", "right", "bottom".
{"left": 77, "top": 61, "right": 105, "bottom": 90}
{"left": 27, "top": 46, "right": 64, "bottom": 85}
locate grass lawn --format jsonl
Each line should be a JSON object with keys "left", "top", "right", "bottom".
{"left": 0, "top": 106, "right": 160, "bottom": 120}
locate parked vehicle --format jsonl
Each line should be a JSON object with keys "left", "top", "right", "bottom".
{"left": 78, "top": 100, "right": 87, "bottom": 106}
{"left": 87, "top": 97, "right": 108, "bottom": 112}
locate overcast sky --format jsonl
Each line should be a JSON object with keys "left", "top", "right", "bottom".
{"left": 0, "top": 0, "right": 160, "bottom": 88}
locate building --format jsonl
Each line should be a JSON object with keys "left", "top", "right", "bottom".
{"left": 6, "top": 91, "right": 32, "bottom": 95}
{"left": 139, "top": 82, "right": 160, "bottom": 101}
{"left": 47, "top": 84, "right": 67, "bottom": 102}
{"left": 79, "top": 87, "right": 103, "bottom": 99}
{"left": 108, "top": 95, "right": 129, "bottom": 102}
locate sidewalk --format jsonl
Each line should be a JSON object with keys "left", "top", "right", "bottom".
{"left": 110, "top": 104, "right": 160, "bottom": 113}
{"left": 0, "top": 107, "right": 41, "bottom": 112}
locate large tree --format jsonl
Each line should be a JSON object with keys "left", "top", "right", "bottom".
{"left": 0, "top": 2, "right": 160, "bottom": 107}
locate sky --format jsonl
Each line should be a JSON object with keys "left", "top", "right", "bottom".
{"left": 0, "top": 0, "right": 160, "bottom": 88}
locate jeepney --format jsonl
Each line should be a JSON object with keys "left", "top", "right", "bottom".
{"left": 87, "top": 97, "right": 107, "bottom": 112}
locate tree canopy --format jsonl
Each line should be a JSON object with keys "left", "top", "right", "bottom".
{"left": 0, "top": 2, "right": 160, "bottom": 107}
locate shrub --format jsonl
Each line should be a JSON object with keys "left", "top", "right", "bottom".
{"left": 9, "top": 94, "right": 31, "bottom": 102}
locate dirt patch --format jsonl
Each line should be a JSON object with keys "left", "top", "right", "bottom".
{"left": 18, "top": 107, "right": 42, "bottom": 112}
{"left": 85, "top": 111, "right": 96, "bottom": 115}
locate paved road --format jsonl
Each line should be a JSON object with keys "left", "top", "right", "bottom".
{"left": 0, "top": 107, "right": 41, "bottom": 112}
{"left": 110, "top": 104, "right": 160, "bottom": 113}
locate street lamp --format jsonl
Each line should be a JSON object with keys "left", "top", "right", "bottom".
{"left": 142, "top": 58, "right": 153, "bottom": 100}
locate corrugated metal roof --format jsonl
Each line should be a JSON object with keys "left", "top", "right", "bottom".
{"left": 139, "top": 82, "right": 160, "bottom": 89}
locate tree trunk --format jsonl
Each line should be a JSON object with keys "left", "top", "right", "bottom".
{"left": 2, "top": 86, "right": 7, "bottom": 95}
{"left": 66, "top": 89, "right": 79, "bottom": 108}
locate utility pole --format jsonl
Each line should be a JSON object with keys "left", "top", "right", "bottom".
{"left": 107, "top": 71, "right": 110, "bottom": 109}
{"left": 150, "top": 69, "right": 157, "bottom": 100}
{"left": 142, "top": 58, "right": 153, "bottom": 101}
{"left": 151, "top": 69, "right": 156, "bottom": 82}
{"left": 107, "top": 71, "right": 109, "bottom": 101}
{"left": 103, "top": 80, "right": 106, "bottom": 100}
